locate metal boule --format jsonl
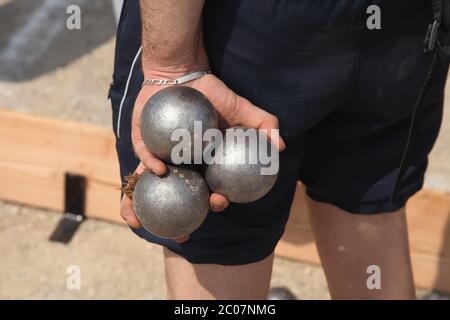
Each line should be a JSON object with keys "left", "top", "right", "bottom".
{"left": 267, "top": 287, "right": 297, "bottom": 300}
{"left": 205, "top": 127, "right": 279, "bottom": 203}
{"left": 132, "top": 165, "right": 210, "bottom": 239}
{"left": 140, "top": 86, "right": 218, "bottom": 162}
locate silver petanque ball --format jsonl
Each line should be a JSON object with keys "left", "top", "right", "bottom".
{"left": 205, "top": 127, "right": 279, "bottom": 203}
{"left": 133, "top": 165, "right": 210, "bottom": 239}
{"left": 140, "top": 86, "right": 218, "bottom": 162}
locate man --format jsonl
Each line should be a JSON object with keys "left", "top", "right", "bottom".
{"left": 109, "top": 0, "right": 449, "bottom": 299}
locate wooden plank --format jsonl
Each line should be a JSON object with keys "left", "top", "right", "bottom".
{"left": 0, "top": 109, "right": 120, "bottom": 185}
{"left": 85, "top": 179, "right": 122, "bottom": 224}
{"left": 1, "top": 109, "right": 450, "bottom": 293}
{"left": 0, "top": 161, "right": 122, "bottom": 223}
{"left": 0, "top": 109, "right": 122, "bottom": 221}
{"left": 0, "top": 162, "right": 63, "bottom": 211}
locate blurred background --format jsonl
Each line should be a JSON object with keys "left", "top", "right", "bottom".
{"left": 0, "top": 0, "right": 449, "bottom": 299}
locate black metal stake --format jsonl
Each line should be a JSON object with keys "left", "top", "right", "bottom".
{"left": 49, "top": 173, "right": 86, "bottom": 243}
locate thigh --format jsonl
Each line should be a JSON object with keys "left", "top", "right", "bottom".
{"left": 164, "top": 248, "right": 274, "bottom": 300}
{"left": 306, "top": 196, "right": 415, "bottom": 300}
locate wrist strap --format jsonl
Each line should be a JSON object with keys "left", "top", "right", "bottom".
{"left": 141, "top": 70, "right": 211, "bottom": 87}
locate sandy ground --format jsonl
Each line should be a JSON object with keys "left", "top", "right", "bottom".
{"left": 0, "top": 1, "right": 450, "bottom": 300}
{"left": 0, "top": 201, "right": 332, "bottom": 300}
{"left": 3, "top": 200, "right": 448, "bottom": 300}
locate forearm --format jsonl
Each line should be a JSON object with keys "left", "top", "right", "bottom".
{"left": 139, "top": 0, "right": 208, "bottom": 76}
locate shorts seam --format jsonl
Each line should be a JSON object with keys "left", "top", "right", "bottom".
{"left": 305, "top": 180, "right": 423, "bottom": 214}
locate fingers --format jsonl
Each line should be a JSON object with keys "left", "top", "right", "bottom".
{"left": 210, "top": 193, "right": 229, "bottom": 212}
{"left": 131, "top": 93, "right": 167, "bottom": 176}
{"left": 120, "top": 194, "right": 141, "bottom": 228}
{"left": 233, "top": 95, "right": 286, "bottom": 151}
{"left": 133, "top": 140, "right": 167, "bottom": 175}
{"left": 192, "top": 76, "right": 285, "bottom": 151}
{"left": 259, "top": 117, "right": 286, "bottom": 152}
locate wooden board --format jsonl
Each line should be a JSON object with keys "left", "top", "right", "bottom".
{"left": 1, "top": 109, "right": 450, "bottom": 293}
{"left": 0, "top": 109, "right": 120, "bottom": 185}
{"left": 0, "top": 161, "right": 123, "bottom": 224}
{"left": 0, "top": 109, "right": 123, "bottom": 223}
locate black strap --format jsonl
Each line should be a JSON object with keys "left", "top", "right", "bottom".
{"left": 389, "top": 50, "right": 438, "bottom": 204}
{"left": 430, "top": 0, "right": 443, "bottom": 23}
{"left": 424, "top": 0, "right": 450, "bottom": 54}
{"left": 390, "top": 0, "right": 448, "bottom": 203}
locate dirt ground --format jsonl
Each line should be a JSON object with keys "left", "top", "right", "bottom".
{"left": 0, "top": 201, "right": 332, "bottom": 300}
{"left": 2, "top": 201, "right": 449, "bottom": 300}
{"left": 0, "top": 0, "right": 449, "bottom": 300}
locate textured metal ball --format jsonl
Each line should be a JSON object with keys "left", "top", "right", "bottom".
{"left": 140, "top": 86, "right": 218, "bottom": 162}
{"left": 205, "top": 127, "right": 279, "bottom": 203}
{"left": 132, "top": 165, "right": 210, "bottom": 239}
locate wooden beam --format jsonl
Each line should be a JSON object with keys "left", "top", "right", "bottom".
{"left": 1, "top": 109, "right": 450, "bottom": 293}
{"left": 0, "top": 109, "right": 120, "bottom": 185}
{"left": 0, "top": 161, "right": 123, "bottom": 224}
{"left": 0, "top": 109, "right": 122, "bottom": 222}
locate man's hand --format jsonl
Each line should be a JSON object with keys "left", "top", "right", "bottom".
{"left": 120, "top": 0, "right": 284, "bottom": 242}
{"left": 120, "top": 73, "right": 285, "bottom": 242}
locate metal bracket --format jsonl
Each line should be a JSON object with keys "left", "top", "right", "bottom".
{"left": 49, "top": 173, "right": 86, "bottom": 243}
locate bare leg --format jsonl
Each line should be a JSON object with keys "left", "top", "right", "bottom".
{"left": 306, "top": 196, "right": 416, "bottom": 300}
{"left": 164, "top": 248, "right": 274, "bottom": 300}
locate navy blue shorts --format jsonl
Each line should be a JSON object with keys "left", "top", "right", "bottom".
{"left": 109, "top": 0, "right": 450, "bottom": 265}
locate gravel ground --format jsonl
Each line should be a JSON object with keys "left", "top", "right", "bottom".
{"left": 1, "top": 0, "right": 449, "bottom": 300}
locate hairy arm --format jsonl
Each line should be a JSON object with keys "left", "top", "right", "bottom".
{"left": 139, "top": 0, "right": 209, "bottom": 75}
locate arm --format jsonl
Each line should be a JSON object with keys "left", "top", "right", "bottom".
{"left": 139, "top": 0, "right": 208, "bottom": 75}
